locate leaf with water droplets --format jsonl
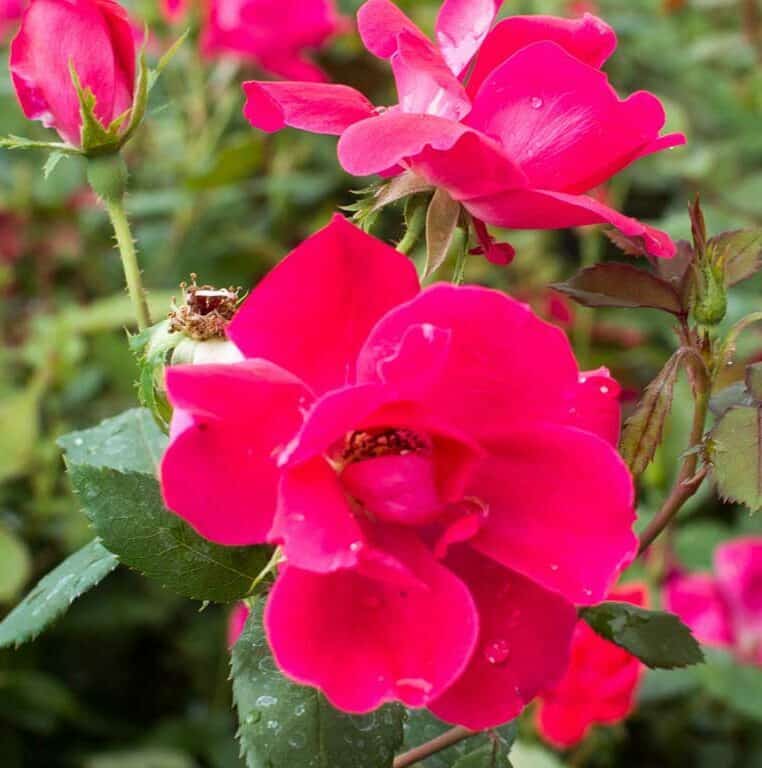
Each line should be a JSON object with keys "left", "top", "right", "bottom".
{"left": 60, "top": 408, "right": 272, "bottom": 602}
{"left": 402, "top": 710, "right": 516, "bottom": 767}
{"left": 232, "top": 603, "right": 404, "bottom": 768}
{"left": 551, "top": 263, "right": 684, "bottom": 314}
{"left": 0, "top": 539, "right": 118, "bottom": 649}
{"left": 710, "top": 404, "right": 762, "bottom": 512}
{"left": 620, "top": 349, "right": 687, "bottom": 477}
{"left": 580, "top": 602, "right": 704, "bottom": 670}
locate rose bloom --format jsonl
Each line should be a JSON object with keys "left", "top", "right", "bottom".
{"left": 9, "top": 0, "right": 135, "bottom": 147}
{"left": 160, "top": 215, "right": 636, "bottom": 727}
{"left": 0, "top": 0, "right": 24, "bottom": 40}
{"left": 200, "top": 0, "right": 348, "bottom": 81}
{"left": 228, "top": 602, "right": 250, "bottom": 647}
{"left": 665, "top": 538, "right": 762, "bottom": 666}
{"left": 243, "top": 0, "right": 684, "bottom": 258}
{"left": 535, "top": 584, "right": 648, "bottom": 748}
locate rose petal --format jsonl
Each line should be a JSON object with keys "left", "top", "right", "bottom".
{"left": 357, "top": 0, "right": 428, "bottom": 59}
{"left": 568, "top": 367, "right": 622, "bottom": 446}
{"left": 470, "top": 424, "right": 636, "bottom": 604}
{"left": 435, "top": 0, "right": 503, "bottom": 77}
{"left": 265, "top": 530, "right": 478, "bottom": 711}
{"left": 429, "top": 547, "right": 576, "bottom": 729}
{"left": 242, "top": 81, "right": 375, "bottom": 134}
{"left": 228, "top": 214, "right": 420, "bottom": 395}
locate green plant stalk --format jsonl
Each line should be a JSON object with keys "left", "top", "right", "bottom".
{"left": 638, "top": 374, "right": 711, "bottom": 555}
{"left": 104, "top": 198, "right": 151, "bottom": 331}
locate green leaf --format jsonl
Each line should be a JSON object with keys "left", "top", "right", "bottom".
{"left": 0, "top": 525, "right": 31, "bottom": 604}
{"left": 43, "top": 150, "right": 67, "bottom": 179}
{"left": 709, "top": 381, "right": 754, "bottom": 418}
{"left": 60, "top": 408, "right": 272, "bottom": 602}
{"left": 68, "top": 465, "right": 270, "bottom": 603}
{"left": 620, "top": 349, "right": 685, "bottom": 477}
{"left": 710, "top": 404, "right": 762, "bottom": 511}
{"left": 0, "top": 539, "right": 118, "bottom": 649}
{"left": 698, "top": 649, "right": 762, "bottom": 721}
{"left": 708, "top": 229, "right": 762, "bottom": 286}
{"left": 402, "top": 710, "right": 516, "bottom": 768}
{"left": 149, "top": 28, "right": 191, "bottom": 91}
{"left": 508, "top": 743, "right": 565, "bottom": 768}
{"left": 424, "top": 188, "right": 461, "bottom": 278}
{"left": 58, "top": 408, "right": 167, "bottom": 474}
{"left": 551, "top": 263, "right": 684, "bottom": 314}
{"left": 580, "top": 602, "right": 704, "bottom": 670}
{"left": 232, "top": 603, "right": 405, "bottom": 768}
{"left": 452, "top": 742, "right": 511, "bottom": 768}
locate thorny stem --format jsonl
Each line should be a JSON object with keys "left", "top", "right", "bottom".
{"left": 637, "top": 351, "right": 712, "bottom": 555}
{"left": 393, "top": 726, "right": 474, "bottom": 768}
{"left": 104, "top": 197, "right": 151, "bottom": 331}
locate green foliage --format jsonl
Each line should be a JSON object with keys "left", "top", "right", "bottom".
{"left": 580, "top": 603, "right": 704, "bottom": 670}
{"left": 698, "top": 650, "right": 762, "bottom": 722}
{"left": 0, "top": 539, "right": 118, "bottom": 649}
{"left": 0, "top": 525, "right": 31, "bottom": 604}
{"left": 231, "top": 603, "right": 405, "bottom": 768}
{"left": 60, "top": 409, "right": 272, "bottom": 602}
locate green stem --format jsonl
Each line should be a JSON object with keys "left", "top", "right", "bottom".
{"left": 638, "top": 356, "right": 711, "bottom": 555}
{"left": 104, "top": 197, "right": 151, "bottom": 331}
{"left": 393, "top": 726, "right": 474, "bottom": 768}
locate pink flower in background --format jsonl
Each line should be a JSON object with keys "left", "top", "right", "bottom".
{"left": 9, "top": 0, "right": 136, "bottom": 146}
{"left": 243, "top": 0, "right": 684, "bottom": 258}
{"left": 160, "top": 215, "right": 636, "bottom": 727}
{"left": 201, "top": 0, "right": 348, "bottom": 81}
{"left": 228, "top": 602, "right": 250, "bottom": 647}
{"left": 535, "top": 583, "right": 648, "bottom": 748}
{"left": 0, "top": 0, "right": 24, "bottom": 40}
{"left": 665, "top": 538, "right": 762, "bottom": 665}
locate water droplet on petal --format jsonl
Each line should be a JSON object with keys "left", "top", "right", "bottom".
{"left": 484, "top": 638, "right": 511, "bottom": 665}
{"left": 530, "top": 96, "right": 544, "bottom": 109}
{"left": 579, "top": 375, "right": 588, "bottom": 384}
{"left": 583, "top": 588, "right": 593, "bottom": 597}
{"left": 600, "top": 385, "right": 610, "bottom": 394}
{"left": 349, "top": 541, "right": 363, "bottom": 553}
{"left": 550, "top": 563, "right": 560, "bottom": 572}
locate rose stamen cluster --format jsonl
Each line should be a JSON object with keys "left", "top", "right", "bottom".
{"left": 160, "top": 216, "right": 637, "bottom": 728}
{"left": 168, "top": 274, "right": 241, "bottom": 341}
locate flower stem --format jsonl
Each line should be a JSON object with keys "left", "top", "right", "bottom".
{"left": 104, "top": 197, "right": 151, "bottom": 331}
{"left": 393, "top": 726, "right": 474, "bottom": 768}
{"left": 637, "top": 357, "right": 711, "bottom": 555}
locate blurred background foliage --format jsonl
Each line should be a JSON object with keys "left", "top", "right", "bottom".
{"left": 1, "top": 0, "right": 762, "bottom": 765}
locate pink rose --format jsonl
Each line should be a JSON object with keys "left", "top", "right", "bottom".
{"left": 9, "top": 0, "right": 136, "bottom": 147}
{"left": 535, "top": 584, "right": 648, "bottom": 748}
{"left": 243, "top": 0, "right": 684, "bottom": 258}
{"left": 665, "top": 538, "right": 762, "bottom": 666}
{"left": 159, "top": 215, "right": 636, "bottom": 727}
{"left": 201, "top": 0, "right": 348, "bottom": 81}
{"left": 228, "top": 602, "right": 250, "bottom": 647}
{"left": 0, "top": 0, "right": 24, "bottom": 40}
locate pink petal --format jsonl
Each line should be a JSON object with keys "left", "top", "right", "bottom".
{"left": 161, "top": 361, "right": 311, "bottom": 546}
{"left": 468, "top": 13, "right": 617, "bottom": 96}
{"left": 242, "top": 81, "right": 375, "bottom": 134}
{"left": 391, "top": 29, "right": 471, "bottom": 121}
{"left": 470, "top": 424, "right": 636, "bottom": 605}
{"left": 462, "top": 187, "right": 677, "bottom": 258}
{"left": 253, "top": 52, "right": 329, "bottom": 82}
{"left": 429, "top": 547, "right": 576, "bottom": 729}
{"left": 568, "top": 367, "right": 622, "bottom": 446}
{"left": 356, "top": 284, "right": 579, "bottom": 442}
{"left": 228, "top": 215, "right": 420, "bottom": 395}
{"left": 435, "top": 0, "right": 503, "bottom": 77}
{"left": 715, "top": 537, "right": 762, "bottom": 644}
{"left": 664, "top": 572, "right": 735, "bottom": 649}
{"left": 357, "top": 0, "right": 428, "bottom": 59}
{"left": 465, "top": 41, "right": 683, "bottom": 196}
{"left": 338, "top": 112, "right": 527, "bottom": 197}
{"left": 10, "top": 0, "right": 135, "bottom": 146}
{"left": 228, "top": 602, "right": 250, "bottom": 647}
{"left": 265, "top": 531, "right": 478, "bottom": 711}
{"left": 272, "top": 457, "right": 365, "bottom": 572}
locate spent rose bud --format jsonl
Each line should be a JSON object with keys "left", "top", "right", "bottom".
{"left": 10, "top": 0, "right": 136, "bottom": 148}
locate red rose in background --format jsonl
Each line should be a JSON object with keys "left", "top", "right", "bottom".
{"left": 201, "top": 0, "right": 348, "bottom": 81}
{"left": 0, "top": 0, "right": 24, "bottom": 40}
{"left": 9, "top": 0, "right": 136, "bottom": 147}
{"left": 243, "top": 0, "right": 684, "bottom": 257}
{"left": 159, "top": 215, "right": 636, "bottom": 728}
{"left": 665, "top": 537, "right": 762, "bottom": 665}
{"left": 535, "top": 584, "right": 648, "bottom": 748}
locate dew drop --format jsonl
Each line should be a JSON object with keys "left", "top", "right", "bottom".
{"left": 579, "top": 375, "right": 588, "bottom": 384}
{"left": 290, "top": 512, "right": 306, "bottom": 523}
{"left": 600, "top": 385, "right": 610, "bottom": 394}
{"left": 256, "top": 695, "right": 277, "bottom": 708}
{"left": 349, "top": 540, "right": 363, "bottom": 553}
{"left": 74, "top": 437, "right": 84, "bottom": 447}
{"left": 530, "top": 96, "right": 544, "bottom": 109}
{"left": 395, "top": 678, "right": 433, "bottom": 695}
{"left": 550, "top": 563, "right": 560, "bottom": 572}
{"left": 245, "top": 711, "right": 261, "bottom": 725}
{"left": 583, "top": 588, "right": 593, "bottom": 597}
{"left": 288, "top": 733, "right": 307, "bottom": 749}
{"left": 483, "top": 638, "right": 511, "bottom": 666}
